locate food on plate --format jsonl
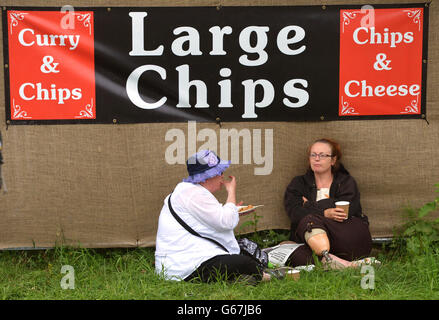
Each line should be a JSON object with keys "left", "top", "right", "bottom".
{"left": 238, "top": 205, "right": 254, "bottom": 212}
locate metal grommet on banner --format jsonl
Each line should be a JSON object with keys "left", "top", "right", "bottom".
{"left": 112, "top": 118, "right": 117, "bottom": 124}
{"left": 107, "top": 7, "right": 111, "bottom": 12}
{"left": 216, "top": 5, "right": 222, "bottom": 11}
{"left": 215, "top": 117, "right": 222, "bottom": 128}
{"left": 423, "top": 59, "right": 427, "bottom": 64}
{"left": 4, "top": 64, "right": 8, "bottom": 69}
{"left": 322, "top": 5, "right": 326, "bottom": 10}
{"left": 320, "top": 116, "right": 325, "bottom": 121}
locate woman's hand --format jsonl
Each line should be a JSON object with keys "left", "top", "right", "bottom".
{"left": 324, "top": 208, "right": 347, "bottom": 222}
{"left": 302, "top": 196, "right": 308, "bottom": 205}
{"left": 222, "top": 176, "right": 237, "bottom": 205}
{"left": 222, "top": 175, "right": 237, "bottom": 193}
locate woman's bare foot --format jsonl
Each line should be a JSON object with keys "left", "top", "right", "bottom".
{"left": 322, "top": 253, "right": 354, "bottom": 270}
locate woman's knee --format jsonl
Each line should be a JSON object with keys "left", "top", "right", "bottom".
{"left": 296, "top": 214, "right": 327, "bottom": 242}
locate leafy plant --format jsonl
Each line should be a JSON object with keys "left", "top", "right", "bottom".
{"left": 393, "top": 183, "right": 439, "bottom": 256}
{"left": 236, "top": 209, "right": 290, "bottom": 248}
{"left": 236, "top": 210, "right": 262, "bottom": 235}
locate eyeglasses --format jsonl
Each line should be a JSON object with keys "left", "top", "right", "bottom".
{"left": 310, "top": 153, "right": 333, "bottom": 159}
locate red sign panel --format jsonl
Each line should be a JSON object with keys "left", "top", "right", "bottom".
{"left": 339, "top": 8, "right": 424, "bottom": 116}
{"left": 7, "top": 11, "right": 95, "bottom": 120}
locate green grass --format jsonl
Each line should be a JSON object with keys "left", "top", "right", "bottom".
{"left": 1, "top": 240, "right": 439, "bottom": 300}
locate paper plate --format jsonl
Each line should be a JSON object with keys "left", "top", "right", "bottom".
{"left": 238, "top": 205, "right": 264, "bottom": 215}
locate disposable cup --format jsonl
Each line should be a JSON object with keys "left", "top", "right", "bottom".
{"left": 335, "top": 201, "right": 350, "bottom": 219}
{"left": 286, "top": 269, "right": 300, "bottom": 281}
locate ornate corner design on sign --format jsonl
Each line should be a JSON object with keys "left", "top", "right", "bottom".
{"left": 75, "top": 98, "right": 94, "bottom": 119}
{"left": 341, "top": 11, "right": 362, "bottom": 33}
{"left": 75, "top": 13, "right": 92, "bottom": 35}
{"left": 9, "top": 11, "right": 28, "bottom": 35}
{"left": 403, "top": 9, "right": 422, "bottom": 31}
{"left": 12, "top": 99, "right": 32, "bottom": 119}
{"left": 340, "top": 96, "right": 359, "bottom": 115}
{"left": 400, "top": 94, "right": 420, "bottom": 114}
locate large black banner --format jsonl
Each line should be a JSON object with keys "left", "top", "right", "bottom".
{"left": 2, "top": 4, "right": 429, "bottom": 124}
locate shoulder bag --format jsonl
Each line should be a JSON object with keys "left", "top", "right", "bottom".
{"left": 167, "top": 193, "right": 268, "bottom": 268}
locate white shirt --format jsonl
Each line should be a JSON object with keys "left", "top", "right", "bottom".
{"left": 155, "top": 182, "right": 240, "bottom": 281}
{"left": 316, "top": 188, "right": 330, "bottom": 201}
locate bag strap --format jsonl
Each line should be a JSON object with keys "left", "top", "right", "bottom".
{"left": 167, "top": 193, "right": 229, "bottom": 253}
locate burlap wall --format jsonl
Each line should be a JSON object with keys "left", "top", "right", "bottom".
{"left": 0, "top": 0, "right": 437, "bottom": 249}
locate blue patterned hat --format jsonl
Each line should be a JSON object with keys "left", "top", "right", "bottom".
{"left": 183, "top": 150, "right": 230, "bottom": 184}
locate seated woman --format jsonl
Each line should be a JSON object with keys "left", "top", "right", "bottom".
{"left": 155, "top": 150, "right": 281, "bottom": 283}
{"left": 284, "top": 138, "right": 372, "bottom": 268}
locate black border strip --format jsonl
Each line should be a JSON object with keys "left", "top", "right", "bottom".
{"left": 1, "top": 3, "right": 430, "bottom": 125}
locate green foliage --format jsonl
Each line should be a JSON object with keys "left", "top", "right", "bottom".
{"left": 393, "top": 183, "right": 439, "bottom": 256}
{"left": 235, "top": 210, "right": 290, "bottom": 248}
{"left": 2, "top": 244, "right": 439, "bottom": 299}
{"left": 237, "top": 229, "right": 290, "bottom": 248}
{"left": 236, "top": 210, "right": 262, "bottom": 235}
